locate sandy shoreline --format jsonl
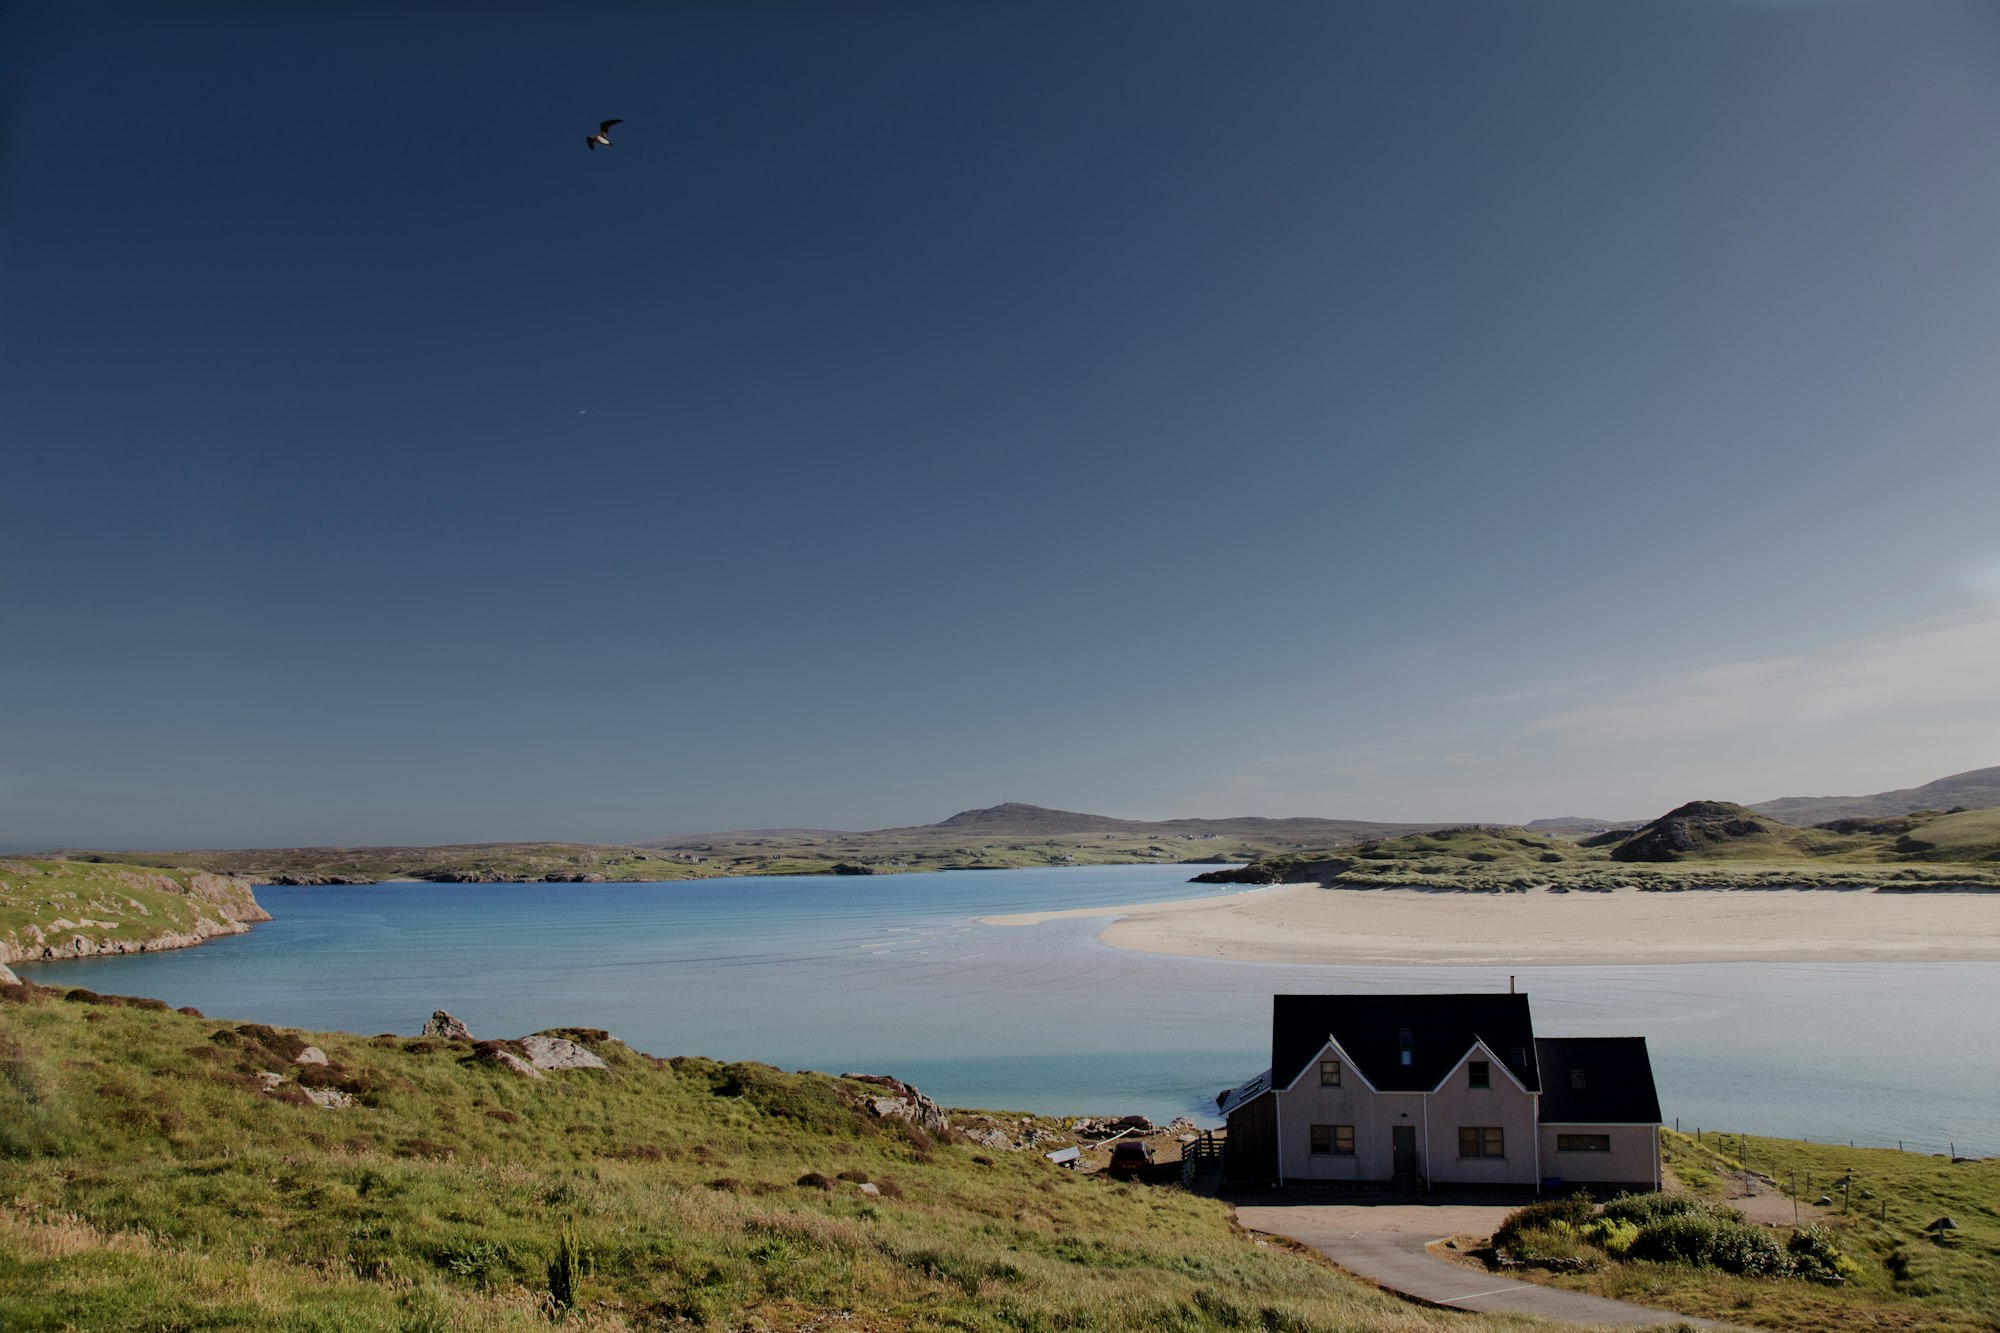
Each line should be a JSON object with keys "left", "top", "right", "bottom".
{"left": 980, "top": 883, "right": 2000, "bottom": 966}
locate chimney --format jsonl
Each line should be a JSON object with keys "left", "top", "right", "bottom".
{"left": 1509, "top": 975, "right": 1516, "bottom": 994}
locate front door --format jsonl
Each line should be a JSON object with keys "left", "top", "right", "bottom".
{"left": 1391, "top": 1125, "right": 1418, "bottom": 1185}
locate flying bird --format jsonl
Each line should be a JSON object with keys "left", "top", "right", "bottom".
{"left": 586, "top": 119, "right": 623, "bottom": 151}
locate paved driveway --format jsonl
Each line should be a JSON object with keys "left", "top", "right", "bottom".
{"left": 1235, "top": 1202, "right": 1737, "bottom": 1329}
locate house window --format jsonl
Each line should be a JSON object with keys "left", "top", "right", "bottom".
{"left": 1511, "top": 1046, "right": 1528, "bottom": 1069}
{"left": 1570, "top": 1069, "right": 1586, "bottom": 1089}
{"left": 1398, "top": 1027, "right": 1412, "bottom": 1047}
{"left": 1458, "top": 1126, "right": 1505, "bottom": 1158}
{"left": 1557, "top": 1134, "right": 1612, "bottom": 1152}
{"left": 1319, "top": 1059, "right": 1342, "bottom": 1087}
{"left": 1310, "top": 1124, "right": 1355, "bottom": 1156}
{"left": 1401, "top": 1050, "right": 1412, "bottom": 1066}
{"left": 1468, "top": 1060, "right": 1490, "bottom": 1088}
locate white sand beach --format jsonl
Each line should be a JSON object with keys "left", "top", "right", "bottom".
{"left": 980, "top": 882, "right": 2000, "bottom": 966}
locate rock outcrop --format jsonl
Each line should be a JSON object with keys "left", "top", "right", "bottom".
{"left": 1610, "top": 801, "right": 1778, "bottom": 863}
{"left": 1189, "top": 857, "right": 1352, "bottom": 886}
{"left": 0, "top": 962, "right": 18, "bottom": 986}
{"left": 520, "top": 1033, "right": 607, "bottom": 1070}
{"left": 422, "top": 1010, "right": 472, "bottom": 1040}
{"left": 844, "top": 1074, "right": 950, "bottom": 1134}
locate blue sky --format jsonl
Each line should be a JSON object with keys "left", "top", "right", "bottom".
{"left": 4, "top": 0, "right": 1998, "bottom": 847}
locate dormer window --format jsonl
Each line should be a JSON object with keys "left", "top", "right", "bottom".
{"left": 1468, "top": 1060, "right": 1490, "bottom": 1088}
{"left": 1398, "top": 1027, "right": 1412, "bottom": 1047}
{"left": 1319, "top": 1059, "right": 1342, "bottom": 1087}
{"left": 1512, "top": 1046, "right": 1527, "bottom": 1069}
{"left": 1571, "top": 1069, "right": 1586, "bottom": 1089}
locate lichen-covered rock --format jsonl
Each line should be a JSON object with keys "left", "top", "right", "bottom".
{"left": 520, "top": 1033, "right": 607, "bottom": 1070}
{"left": 849, "top": 1075, "right": 950, "bottom": 1134}
{"left": 422, "top": 1010, "right": 472, "bottom": 1039}
{"left": 294, "top": 1045, "right": 329, "bottom": 1066}
{"left": 303, "top": 1085, "right": 354, "bottom": 1109}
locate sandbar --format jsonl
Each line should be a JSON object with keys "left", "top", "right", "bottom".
{"left": 981, "top": 883, "right": 2000, "bottom": 966}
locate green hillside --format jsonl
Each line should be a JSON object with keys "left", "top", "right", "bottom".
{"left": 0, "top": 983, "right": 1514, "bottom": 1333}
{"left": 0, "top": 860, "right": 269, "bottom": 966}
{"left": 1203, "top": 805, "right": 2000, "bottom": 891}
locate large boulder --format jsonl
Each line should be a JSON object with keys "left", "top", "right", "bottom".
{"left": 422, "top": 1010, "right": 472, "bottom": 1039}
{"left": 0, "top": 963, "right": 18, "bottom": 986}
{"left": 520, "top": 1033, "right": 607, "bottom": 1071}
{"left": 846, "top": 1074, "right": 950, "bottom": 1134}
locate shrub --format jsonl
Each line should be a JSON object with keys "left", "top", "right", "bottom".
{"left": 1505, "top": 1223, "right": 1601, "bottom": 1268}
{"left": 1786, "top": 1225, "right": 1854, "bottom": 1280}
{"left": 796, "top": 1171, "right": 835, "bottom": 1190}
{"left": 1585, "top": 1217, "right": 1641, "bottom": 1256}
{"left": 1600, "top": 1191, "right": 1735, "bottom": 1226}
{"left": 1630, "top": 1214, "right": 1787, "bottom": 1274}
{"left": 1494, "top": 1193, "right": 1596, "bottom": 1251}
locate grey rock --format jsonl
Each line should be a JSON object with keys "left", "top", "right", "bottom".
{"left": 0, "top": 962, "right": 18, "bottom": 985}
{"left": 856, "top": 1181, "right": 881, "bottom": 1197}
{"left": 293, "top": 1045, "right": 329, "bottom": 1066}
{"left": 520, "top": 1033, "right": 607, "bottom": 1071}
{"left": 256, "top": 1071, "right": 285, "bottom": 1091}
{"left": 422, "top": 1010, "right": 472, "bottom": 1040}
{"left": 855, "top": 1076, "right": 950, "bottom": 1134}
{"left": 486, "top": 1049, "right": 544, "bottom": 1080}
{"left": 303, "top": 1086, "right": 354, "bottom": 1109}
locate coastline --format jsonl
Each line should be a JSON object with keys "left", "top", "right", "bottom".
{"left": 983, "top": 882, "right": 2000, "bottom": 966}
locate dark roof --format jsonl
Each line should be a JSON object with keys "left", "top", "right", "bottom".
{"left": 1535, "top": 1037, "right": 1661, "bottom": 1124}
{"left": 1272, "top": 993, "right": 1540, "bottom": 1094}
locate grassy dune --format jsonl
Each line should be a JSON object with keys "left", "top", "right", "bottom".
{"left": 0, "top": 984, "right": 1524, "bottom": 1332}
{"left": 1226, "top": 807, "right": 2000, "bottom": 891}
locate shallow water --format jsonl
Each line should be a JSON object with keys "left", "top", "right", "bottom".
{"left": 18, "top": 864, "right": 1997, "bottom": 1153}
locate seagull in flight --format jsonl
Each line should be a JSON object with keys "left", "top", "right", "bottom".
{"left": 586, "top": 119, "right": 623, "bottom": 151}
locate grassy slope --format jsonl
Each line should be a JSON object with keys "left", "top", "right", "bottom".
{"left": 0, "top": 985, "right": 1523, "bottom": 1333}
{"left": 61, "top": 843, "right": 710, "bottom": 884}
{"left": 1237, "top": 808, "right": 2000, "bottom": 891}
{"left": 0, "top": 859, "right": 268, "bottom": 965}
{"left": 1493, "top": 1132, "right": 2000, "bottom": 1333}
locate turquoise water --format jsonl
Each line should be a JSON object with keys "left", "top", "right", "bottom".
{"left": 17, "top": 864, "right": 1998, "bottom": 1154}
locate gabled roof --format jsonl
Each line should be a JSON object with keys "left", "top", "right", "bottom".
{"left": 1535, "top": 1037, "right": 1661, "bottom": 1123}
{"left": 1218, "top": 1068, "right": 1271, "bottom": 1118}
{"left": 1273, "top": 993, "right": 1540, "bottom": 1094}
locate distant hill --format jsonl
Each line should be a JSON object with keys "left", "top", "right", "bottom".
{"left": 1750, "top": 766, "right": 2000, "bottom": 824}
{"left": 651, "top": 802, "right": 1449, "bottom": 847}
{"left": 1608, "top": 801, "right": 1805, "bottom": 863}
{"left": 639, "top": 827, "right": 853, "bottom": 849}
{"left": 1524, "top": 816, "right": 1639, "bottom": 833}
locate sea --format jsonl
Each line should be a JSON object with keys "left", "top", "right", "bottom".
{"left": 15, "top": 863, "right": 1997, "bottom": 1155}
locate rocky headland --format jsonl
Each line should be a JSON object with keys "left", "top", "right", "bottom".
{"left": 0, "top": 859, "right": 270, "bottom": 965}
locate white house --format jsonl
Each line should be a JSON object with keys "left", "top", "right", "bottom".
{"left": 1220, "top": 992, "right": 1661, "bottom": 1193}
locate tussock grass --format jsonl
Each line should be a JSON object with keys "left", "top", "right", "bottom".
{"left": 0, "top": 984, "right": 1524, "bottom": 1331}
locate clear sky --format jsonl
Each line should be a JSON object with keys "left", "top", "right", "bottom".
{"left": 5, "top": 0, "right": 1999, "bottom": 848}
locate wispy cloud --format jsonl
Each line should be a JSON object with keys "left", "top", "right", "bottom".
{"left": 1529, "top": 614, "right": 2000, "bottom": 744}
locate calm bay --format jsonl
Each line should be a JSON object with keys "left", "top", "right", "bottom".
{"left": 18, "top": 864, "right": 1997, "bottom": 1154}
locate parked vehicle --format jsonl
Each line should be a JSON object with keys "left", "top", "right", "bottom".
{"left": 1106, "top": 1140, "right": 1155, "bottom": 1181}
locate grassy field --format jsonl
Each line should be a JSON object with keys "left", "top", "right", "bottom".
{"left": 0, "top": 982, "right": 1533, "bottom": 1333}
{"left": 0, "top": 859, "right": 269, "bottom": 966}
{"left": 1224, "top": 807, "right": 2000, "bottom": 892}
{"left": 1454, "top": 1131, "right": 1999, "bottom": 1332}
